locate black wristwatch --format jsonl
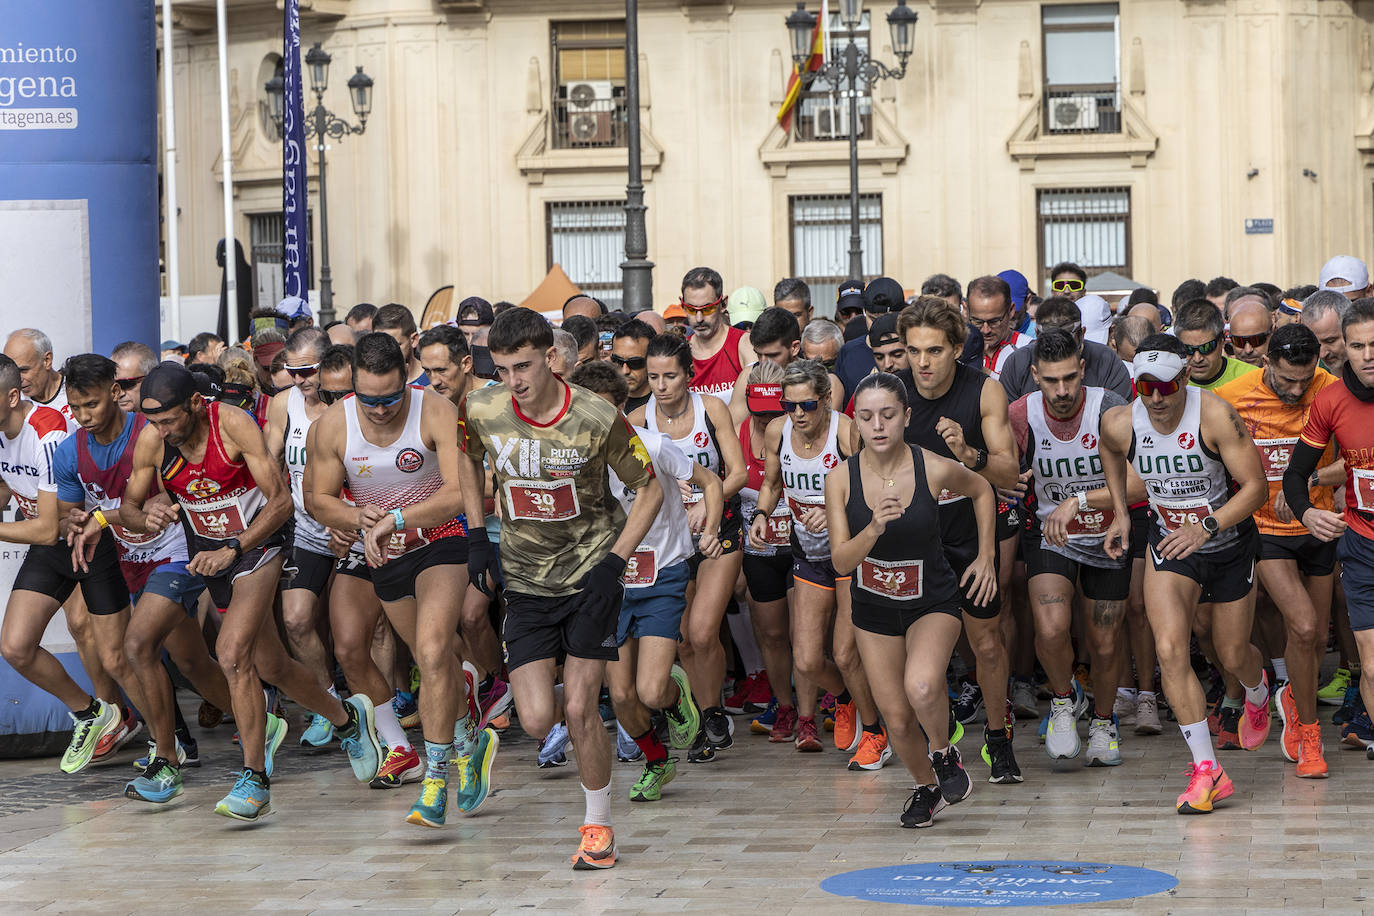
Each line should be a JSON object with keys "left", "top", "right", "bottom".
{"left": 1200, "top": 516, "right": 1220, "bottom": 538}
{"left": 967, "top": 447, "right": 988, "bottom": 472}
{"left": 224, "top": 537, "right": 244, "bottom": 561}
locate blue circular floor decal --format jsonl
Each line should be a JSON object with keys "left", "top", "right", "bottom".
{"left": 821, "top": 861, "right": 1178, "bottom": 907}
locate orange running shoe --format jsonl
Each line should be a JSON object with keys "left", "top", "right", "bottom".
{"left": 1276, "top": 682, "right": 1299, "bottom": 763}
{"left": 847, "top": 728, "right": 892, "bottom": 771}
{"left": 571, "top": 824, "right": 616, "bottom": 870}
{"left": 795, "top": 715, "right": 823, "bottom": 752}
{"left": 1175, "top": 760, "right": 1234, "bottom": 814}
{"left": 833, "top": 700, "right": 859, "bottom": 752}
{"left": 1240, "top": 675, "right": 1272, "bottom": 751}
{"left": 1295, "top": 722, "right": 1329, "bottom": 779}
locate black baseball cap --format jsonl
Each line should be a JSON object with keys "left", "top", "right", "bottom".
{"left": 862, "top": 276, "right": 905, "bottom": 314}
{"left": 867, "top": 313, "right": 901, "bottom": 348}
{"left": 836, "top": 279, "right": 865, "bottom": 310}
{"left": 140, "top": 361, "right": 217, "bottom": 413}
{"left": 457, "top": 296, "right": 495, "bottom": 327}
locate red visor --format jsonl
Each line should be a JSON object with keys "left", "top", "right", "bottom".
{"left": 746, "top": 383, "right": 784, "bottom": 414}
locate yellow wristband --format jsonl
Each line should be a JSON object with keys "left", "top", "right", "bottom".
{"left": 92, "top": 509, "right": 109, "bottom": 530}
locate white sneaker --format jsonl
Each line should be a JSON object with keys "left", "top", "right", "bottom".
{"left": 1085, "top": 717, "right": 1123, "bottom": 767}
{"left": 1045, "top": 696, "right": 1082, "bottom": 759}
{"left": 1133, "top": 693, "right": 1162, "bottom": 735}
{"left": 1011, "top": 680, "right": 1039, "bottom": 719}
{"left": 1113, "top": 693, "right": 1137, "bottom": 726}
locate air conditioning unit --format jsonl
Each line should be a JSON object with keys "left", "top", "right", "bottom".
{"left": 1048, "top": 95, "right": 1099, "bottom": 132}
{"left": 567, "top": 80, "right": 614, "bottom": 109}
{"left": 565, "top": 80, "right": 614, "bottom": 146}
{"left": 814, "top": 98, "right": 849, "bottom": 139}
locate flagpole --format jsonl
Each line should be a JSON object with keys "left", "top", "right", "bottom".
{"left": 161, "top": 0, "right": 181, "bottom": 341}
{"left": 215, "top": 0, "right": 238, "bottom": 344}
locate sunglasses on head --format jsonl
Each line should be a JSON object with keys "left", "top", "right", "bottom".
{"left": 116, "top": 375, "right": 145, "bottom": 391}
{"left": 681, "top": 295, "right": 725, "bottom": 316}
{"left": 1230, "top": 331, "right": 1270, "bottom": 349}
{"left": 285, "top": 362, "right": 319, "bottom": 378}
{"left": 1051, "top": 278, "right": 1085, "bottom": 292}
{"left": 781, "top": 398, "right": 820, "bottom": 413}
{"left": 610, "top": 354, "right": 647, "bottom": 370}
{"left": 355, "top": 388, "right": 405, "bottom": 408}
{"left": 1135, "top": 375, "right": 1184, "bottom": 398}
{"left": 318, "top": 388, "right": 352, "bottom": 405}
{"left": 1180, "top": 337, "right": 1221, "bottom": 357}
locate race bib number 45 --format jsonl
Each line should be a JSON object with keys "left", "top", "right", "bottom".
{"left": 857, "top": 557, "right": 924, "bottom": 600}
{"left": 1255, "top": 438, "right": 1297, "bottom": 482}
{"left": 504, "top": 479, "right": 580, "bottom": 522}
{"left": 1152, "top": 498, "right": 1213, "bottom": 533}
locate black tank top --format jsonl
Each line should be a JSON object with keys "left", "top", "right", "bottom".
{"left": 900, "top": 363, "right": 991, "bottom": 546}
{"left": 844, "top": 445, "right": 959, "bottom": 613}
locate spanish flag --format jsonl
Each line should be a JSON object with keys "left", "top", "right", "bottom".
{"left": 776, "top": 12, "right": 825, "bottom": 133}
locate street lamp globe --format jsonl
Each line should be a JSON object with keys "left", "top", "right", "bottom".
{"left": 305, "top": 42, "right": 331, "bottom": 94}
{"left": 264, "top": 74, "right": 285, "bottom": 133}
{"left": 347, "top": 66, "right": 373, "bottom": 123}
{"left": 785, "top": 3, "right": 817, "bottom": 70}
{"left": 840, "top": 0, "right": 863, "bottom": 31}
{"left": 887, "top": 0, "right": 918, "bottom": 62}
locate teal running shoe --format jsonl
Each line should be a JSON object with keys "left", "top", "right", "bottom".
{"left": 406, "top": 776, "right": 448, "bottom": 827}
{"left": 456, "top": 726, "right": 500, "bottom": 814}
{"left": 125, "top": 757, "right": 183, "bottom": 803}
{"left": 214, "top": 769, "right": 271, "bottom": 821}
{"left": 263, "top": 712, "right": 288, "bottom": 778}
{"left": 135, "top": 739, "right": 188, "bottom": 770}
{"left": 666, "top": 665, "right": 700, "bottom": 750}
{"left": 340, "top": 694, "right": 382, "bottom": 781}
{"left": 300, "top": 713, "right": 334, "bottom": 748}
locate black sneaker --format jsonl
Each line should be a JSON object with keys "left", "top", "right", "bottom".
{"left": 929, "top": 745, "right": 972, "bottom": 803}
{"left": 181, "top": 735, "right": 201, "bottom": 768}
{"left": 953, "top": 681, "right": 983, "bottom": 724}
{"left": 900, "top": 784, "right": 947, "bottom": 828}
{"left": 703, "top": 706, "right": 734, "bottom": 750}
{"left": 984, "top": 726, "right": 1023, "bottom": 784}
{"left": 687, "top": 727, "right": 716, "bottom": 763}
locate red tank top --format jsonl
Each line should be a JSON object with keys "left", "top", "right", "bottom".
{"left": 161, "top": 402, "right": 267, "bottom": 542}
{"left": 691, "top": 326, "right": 747, "bottom": 397}
{"left": 740, "top": 418, "right": 765, "bottom": 492}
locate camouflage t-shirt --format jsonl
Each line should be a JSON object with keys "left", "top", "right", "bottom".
{"left": 459, "top": 380, "right": 655, "bottom": 596}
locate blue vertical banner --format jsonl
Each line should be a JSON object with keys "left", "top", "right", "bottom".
{"left": 282, "top": 0, "right": 308, "bottom": 300}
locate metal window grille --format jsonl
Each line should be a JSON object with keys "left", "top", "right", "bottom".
{"left": 551, "top": 21, "right": 628, "bottom": 150}
{"left": 249, "top": 211, "right": 314, "bottom": 313}
{"left": 789, "top": 193, "right": 882, "bottom": 315}
{"left": 1036, "top": 187, "right": 1131, "bottom": 286}
{"left": 546, "top": 200, "right": 626, "bottom": 311}
{"left": 1042, "top": 4, "right": 1121, "bottom": 135}
{"left": 795, "top": 11, "right": 873, "bottom": 143}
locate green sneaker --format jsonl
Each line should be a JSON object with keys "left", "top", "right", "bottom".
{"left": 60, "top": 700, "right": 120, "bottom": 774}
{"left": 666, "top": 665, "right": 700, "bottom": 750}
{"left": 630, "top": 757, "right": 677, "bottom": 802}
{"left": 1319, "top": 668, "right": 1353, "bottom": 706}
{"left": 263, "top": 712, "right": 288, "bottom": 778}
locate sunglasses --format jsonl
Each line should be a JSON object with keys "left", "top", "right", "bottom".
{"left": 610, "top": 354, "right": 647, "bottom": 370}
{"left": 1180, "top": 337, "right": 1221, "bottom": 357}
{"left": 318, "top": 388, "right": 352, "bottom": 405}
{"left": 681, "top": 296, "right": 725, "bottom": 316}
{"left": 116, "top": 376, "right": 145, "bottom": 391}
{"left": 1051, "top": 279, "right": 1085, "bottom": 292}
{"left": 285, "top": 362, "right": 319, "bottom": 378}
{"left": 969, "top": 311, "right": 1010, "bottom": 329}
{"left": 1277, "top": 299, "right": 1303, "bottom": 316}
{"left": 1230, "top": 331, "right": 1270, "bottom": 349}
{"left": 781, "top": 398, "right": 820, "bottom": 413}
{"left": 1135, "top": 376, "right": 1184, "bottom": 398}
{"left": 355, "top": 388, "right": 405, "bottom": 408}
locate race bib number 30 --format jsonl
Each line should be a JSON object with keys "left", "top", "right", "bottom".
{"left": 1354, "top": 469, "right": 1374, "bottom": 512}
{"left": 505, "top": 479, "right": 580, "bottom": 522}
{"left": 1255, "top": 438, "right": 1297, "bottom": 482}
{"left": 857, "top": 557, "right": 924, "bottom": 600}
{"left": 187, "top": 496, "right": 247, "bottom": 539}
{"left": 624, "top": 547, "right": 657, "bottom": 586}
{"left": 1153, "top": 498, "right": 1213, "bottom": 533}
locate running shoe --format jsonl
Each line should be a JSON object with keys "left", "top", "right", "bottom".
{"left": 751, "top": 697, "right": 780, "bottom": 735}
{"left": 456, "top": 727, "right": 499, "bottom": 814}
{"left": 1011, "top": 678, "right": 1039, "bottom": 720}
{"left": 1277, "top": 681, "right": 1301, "bottom": 763}
{"left": 616, "top": 721, "right": 643, "bottom": 762}
{"left": 1216, "top": 705, "right": 1242, "bottom": 751}
{"left": 795, "top": 715, "right": 823, "bottom": 752}
{"left": 1045, "top": 695, "right": 1082, "bottom": 760}
{"left": 478, "top": 677, "right": 515, "bottom": 729}
{"left": 949, "top": 706, "right": 964, "bottom": 747}
{"left": 125, "top": 757, "right": 183, "bottom": 803}
{"left": 461, "top": 662, "right": 483, "bottom": 725}
{"left": 394, "top": 690, "right": 420, "bottom": 730}
{"left": 769, "top": 705, "right": 798, "bottom": 743}
{"left": 134, "top": 739, "right": 188, "bottom": 770}
{"left": 300, "top": 713, "right": 334, "bottom": 748}
{"left": 820, "top": 693, "right": 836, "bottom": 731}
{"left": 687, "top": 727, "right": 716, "bottom": 763}
{"left": 599, "top": 689, "right": 617, "bottom": 729}
{"left": 1318, "top": 667, "right": 1352, "bottom": 705}
{"left": 900, "top": 785, "right": 947, "bottom": 828}
{"left": 61, "top": 700, "right": 120, "bottom": 774}
{"left": 744, "top": 672, "right": 773, "bottom": 712}
{"left": 340, "top": 694, "right": 383, "bottom": 782}
{"left": 1113, "top": 692, "right": 1137, "bottom": 727}
{"left": 1085, "top": 716, "right": 1122, "bottom": 767}
{"left": 93, "top": 709, "right": 143, "bottom": 761}
{"left": 1340, "top": 710, "right": 1374, "bottom": 749}
{"left": 1334, "top": 685, "right": 1363, "bottom": 726}
{"left": 263, "top": 712, "right": 288, "bottom": 778}
{"left": 703, "top": 706, "right": 734, "bottom": 750}
{"left": 848, "top": 728, "right": 892, "bottom": 771}
{"left": 983, "top": 726, "right": 1023, "bottom": 784}
{"left": 1296, "top": 722, "right": 1328, "bottom": 779}
{"left": 630, "top": 757, "right": 676, "bottom": 802}
{"left": 666, "top": 665, "right": 700, "bottom": 750}
{"left": 1240, "top": 674, "right": 1272, "bottom": 751}
{"left": 198, "top": 700, "right": 224, "bottom": 729}
{"left": 539, "top": 722, "right": 571, "bottom": 767}
{"left": 833, "top": 699, "right": 859, "bottom": 753}
{"left": 930, "top": 744, "right": 973, "bottom": 803}
{"left": 370, "top": 746, "right": 424, "bottom": 789}
{"left": 214, "top": 769, "right": 272, "bottom": 821}
{"left": 952, "top": 681, "right": 983, "bottom": 724}
{"left": 1073, "top": 664, "right": 1094, "bottom": 703}
{"left": 1134, "top": 693, "right": 1162, "bottom": 735}
{"left": 406, "top": 776, "right": 448, "bottom": 828}
{"left": 724, "top": 671, "right": 764, "bottom": 714}
{"left": 571, "top": 824, "right": 616, "bottom": 870}
{"left": 1175, "top": 760, "right": 1233, "bottom": 814}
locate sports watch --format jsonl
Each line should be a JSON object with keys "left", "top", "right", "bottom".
{"left": 1200, "top": 516, "right": 1220, "bottom": 537}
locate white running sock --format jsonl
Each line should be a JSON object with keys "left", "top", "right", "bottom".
{"left": 1242, "top": 678, "right": 1269, "bottom": 708}
{"left": 1272, "top": 658, "right": 1288, "bottom": 682}
{"left": 583, "top": 781, "right": 612, "bottom": 827}
{"left": 1180, "top": 720, "right": 1217, "bottom": 766}
{"left": 374, "top": 697, "right": 409, "bottom": 751}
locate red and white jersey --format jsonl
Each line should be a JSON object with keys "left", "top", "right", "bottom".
{"left": 0, "top": 404, "right": 67, "bottom": 519}
{"left": 160, "top": 402, "right": 267, "bottom": 542}
{"left": 609, "top": 427, "right": 695, "bottom": 588}
{"left": 983, "top": 331, "right": 1032, "bottom": 380}
{"left": 690, "top": 327, "right": 748, "bottom": 397}
{"left": 343, "top": 389, "right": 463, "bottom": 562}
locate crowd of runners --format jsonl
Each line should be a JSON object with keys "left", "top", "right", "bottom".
{"left": 5, "top": 253, "right": 1374, "bottom": 868}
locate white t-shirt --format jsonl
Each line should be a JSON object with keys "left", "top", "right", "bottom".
{"left": 609, "top": 427, "right": 695, "bottom": 588}
{"left": 0, "top": 403, "right": 68, "bottom": 519}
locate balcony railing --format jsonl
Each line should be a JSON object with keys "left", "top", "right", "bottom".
{"left": 551, "top": 94, "right": 628, "bottom": 150}
{"left": 792, "top": 90, "right": 874, "bottom": 143}
{"left": 1042, "top": 84, "right": 1121, "bottom": 136}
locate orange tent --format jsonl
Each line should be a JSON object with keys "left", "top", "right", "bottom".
{"left": 519, "top": 264, "right": 582, "bottom": 317}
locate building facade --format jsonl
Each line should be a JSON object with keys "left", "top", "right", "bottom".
{"left": 161, "top": 0, "right": 1374, "bottom": 318}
